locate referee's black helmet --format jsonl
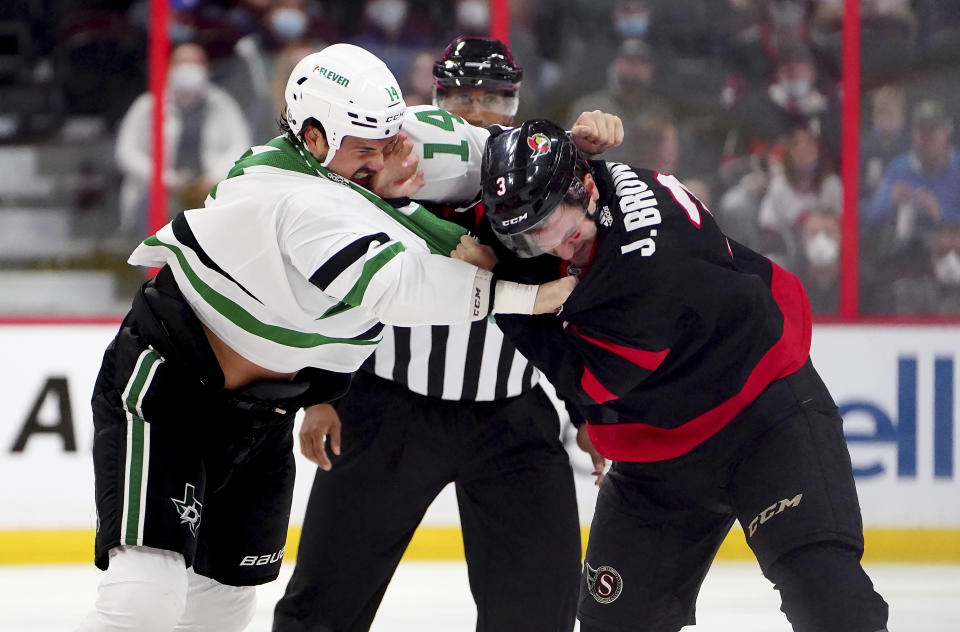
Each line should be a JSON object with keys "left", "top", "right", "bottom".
{"left": 433, "top": 36, "right": 523, "bottom": 92}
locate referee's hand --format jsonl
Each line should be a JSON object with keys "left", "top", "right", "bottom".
{"left": 300, "top": 403, "right": 341, "bottom": 471}
{"left": 577, "top": 425, "right": 607, "bottom": 486}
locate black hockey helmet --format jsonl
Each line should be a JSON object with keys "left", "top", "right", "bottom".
{"left": 433, "top": 36, "right": 523, "bottom": 92}
{"left": 481, "top": 119, "right": 590, "bottom": 257}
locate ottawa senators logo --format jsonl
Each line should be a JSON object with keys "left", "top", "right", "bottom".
{"left": 527, "top": 132, "right": 551, "bottom": 158}
{"left": 585, "top": 563, "right": 623, "bottom": 604}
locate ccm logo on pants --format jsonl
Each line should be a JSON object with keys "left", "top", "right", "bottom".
{"left": 748, "top": 493, "right": 803, "bottom": 537}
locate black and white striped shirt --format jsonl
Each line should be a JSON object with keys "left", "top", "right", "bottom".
{"left": 362, "top": 320, "right": 540, "bottom": 401}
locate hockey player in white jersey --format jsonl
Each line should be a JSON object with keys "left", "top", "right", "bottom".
{"left": 78, "top": 43, "right": 578, "bottom": 632}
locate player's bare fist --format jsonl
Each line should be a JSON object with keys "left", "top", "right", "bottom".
{"left": 571, "top": 110, "right": 624, "bottom": 155}
{"left": 533, "top": 275, "right": 578, "bottom": 315}
{"left": 451, "top": 234, "right": 498, "bottom": 271}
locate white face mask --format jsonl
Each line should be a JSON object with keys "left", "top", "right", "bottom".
{"left": 804, "top": 231, "right": 839, "bottom": 267}
{"left": 934, "top": 250, "right": 960, "bottom": 286}
{"left": 168, "top": 63, "right": 208, "bottom": 98}
{"left": 781, "top": 78, "right": 811, "bottom": 101}
{"left": 367, "top": 0, "right": 409, "bottom": 32}
{"left": 457, "top": 0, "right": 490, "bottom": 30}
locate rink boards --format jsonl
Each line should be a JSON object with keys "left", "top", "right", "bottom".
{"left": 1, "top": 323, "right": 958, "bottom": 563}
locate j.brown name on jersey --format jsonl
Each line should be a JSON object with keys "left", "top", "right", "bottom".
{"left": 610, "top": 163, "right": 660, "bottom": 257}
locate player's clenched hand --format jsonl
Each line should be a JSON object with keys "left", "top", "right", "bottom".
{"left": 570, "top": 110, "right": 624, "bottom": 156}
{"left": 299, "top": 403, "right": 341, "bottom": 471}
{"left": 577, "top": 425, "right": 607, "bottom": 486}
{"left": 533, "top": 275, "right": 578, "bottom": 315}
{"left": 451, "top": 234, "right": 498, "bottom": 270}
{"left": 370, "top": 131, "right": 426, "bottom": 199}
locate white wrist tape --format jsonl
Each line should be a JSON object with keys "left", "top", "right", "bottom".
{"left": 492, "top": 280, "right": 539, "bottom": 315}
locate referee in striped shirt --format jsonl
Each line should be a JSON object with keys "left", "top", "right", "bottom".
{"left": 274, "top": 38, "right": 608, "bottom": 632}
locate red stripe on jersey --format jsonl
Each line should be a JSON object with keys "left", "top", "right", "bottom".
{"left": 582, "top": 367, "right": 619, "bottom": 403}
{"left": 474, "top": 202, "right": 486, "bottom": 227}
{"left": 587, "top": 261, "right": 811, "bottom": 462}
{"left": 570, "top": 325, "right": 669, "bottom": 370}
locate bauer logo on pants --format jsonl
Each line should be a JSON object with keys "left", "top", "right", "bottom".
{"left": 585, "top": 563, "right": 623, "bottom": 604}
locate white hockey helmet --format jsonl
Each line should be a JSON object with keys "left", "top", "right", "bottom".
{"left": 285, "top": 43, "right": 406, "bottom": 166}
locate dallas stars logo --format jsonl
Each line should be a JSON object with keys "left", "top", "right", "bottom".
{"left": 171, "top": 483, "right": 202, "bottom": 536}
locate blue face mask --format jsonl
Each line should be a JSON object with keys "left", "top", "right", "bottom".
{"left": 616, "top": 14, "right": 649, "bottom": 38}
{"left": 270, "top": 8, "right": 307, "bottom": 40}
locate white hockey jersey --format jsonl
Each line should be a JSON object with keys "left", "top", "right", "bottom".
{"left": 128, "top": 109, "right": 492, "bottom": 374}
{"left": 404, "top": 105, "right": 490, "bottom": 205}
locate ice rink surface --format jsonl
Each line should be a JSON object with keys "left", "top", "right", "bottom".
{"left": 2, "top": 560, "right": 958, "bottom": 631}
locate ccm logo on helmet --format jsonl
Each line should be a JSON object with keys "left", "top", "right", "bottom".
{"left": 501, "top": 212, "right": 527, "bottom": 226}
{"left": 384, "top": 112, "right": 403, "bottom": 123}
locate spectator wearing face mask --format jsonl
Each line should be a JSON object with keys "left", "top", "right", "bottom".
{"left": 220, "top": 0, "right": 337, "bottom": 142}
{"left": 722, "top": 0, "right": 837, "bottom": 89}
{"left": 757, "top": 124, "right": 842, "bottom": 272}
{"left": 565, "top": 38, "right": 673, "bottom": 165}
{"left": 114, "top": 43, "right": 252, "bottom": 236}
{"left": 725, "top": 43, "right": 841, "bottom": 183}
{"left": 886, "top": 222, "right": 960, "bottom": 314}
{"left": 797, "top": 209, "right": 842, "bottom": 314}
{"left": 613, "top": 0, "right": 654, "bottom": 40}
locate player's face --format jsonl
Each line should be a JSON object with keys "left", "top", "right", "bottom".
{"left": 436, "top": 87, "right": 517, "bottom": 127}
{"left": 531, "top": 173, "right": 600, "bottom": 265}
{"left": 538, "top": 202, "right": 598, "bottom": 265}
{"left": 327, "top": 135, "right": 394, "bottom": 188}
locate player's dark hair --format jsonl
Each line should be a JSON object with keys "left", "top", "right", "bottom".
{"left": 277, "top": 111, "right": 325, "bottom": 145}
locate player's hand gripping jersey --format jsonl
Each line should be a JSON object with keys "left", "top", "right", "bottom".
{"left": 128, "top": 109, "right": 493, "bottom": 374}
{"left": 496, "top": 163, "right": 813, "bottom": 462}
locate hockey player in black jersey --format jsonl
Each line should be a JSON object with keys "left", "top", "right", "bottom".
{"left": 453, "top": 119, "right": 890, "bottom": 632}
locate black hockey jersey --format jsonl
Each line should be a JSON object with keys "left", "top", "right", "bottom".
{"left": 495, "top": 162, "right": 812, "bottom": 462}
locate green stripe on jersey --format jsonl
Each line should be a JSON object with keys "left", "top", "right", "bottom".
{"left": 341, "top": 242, "right": 405, "bottom": 307}
{"left": 226, "top": 141, "right": 315, "bottom": 180}
{"left": 122, "top": 349, "right": 161, "bottom": 545}
{"left": 143, "top": 235, "right": 380, "bottom": 349}
{"left": 226, "top": 137, "right": 468, "bottom": 256}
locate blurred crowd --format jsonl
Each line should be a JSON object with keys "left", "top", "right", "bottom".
{"left": 0, "top": 0, "right": 958, "bottom": 315}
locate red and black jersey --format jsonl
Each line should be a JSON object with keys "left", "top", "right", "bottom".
{"left": 495, "top": 162, "right": 812, "bottom": 462}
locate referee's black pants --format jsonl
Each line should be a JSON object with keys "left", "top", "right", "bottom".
{"left": 273, "top": 371, "right": 582, "bottom": 632}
